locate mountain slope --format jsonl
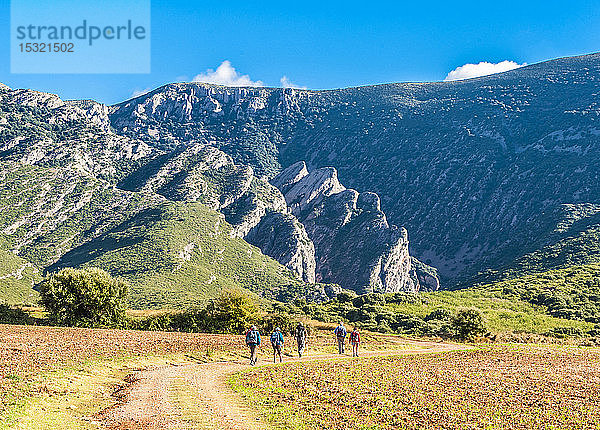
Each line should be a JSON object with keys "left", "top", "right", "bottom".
{"left": 271, "top": 161, "right": 423, "bottom": 294}
{"left": 48, "top": 201, "right": 307, "bottom": 308}
{"left": 109, "top": 52, "right": 600, "bottom": 284}
{"left": 0, "top": 88, "right": 328, "bottom": 307}
{"left": 0, "top": 241, "right": 40, "bottom": 305}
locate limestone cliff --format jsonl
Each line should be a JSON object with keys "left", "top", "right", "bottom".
{"left": 271, "top": 162, "right": 436, "bottom": 294}
{"left": 246, "top": 212, "right": 316, "bottom": 283}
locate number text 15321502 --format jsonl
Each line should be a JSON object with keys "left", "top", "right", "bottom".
{"left": 19, "top": 43, "right": 74, "bottom": 53}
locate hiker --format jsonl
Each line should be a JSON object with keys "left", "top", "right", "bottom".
{"left": 350, "top": 326, "right": 361, "bottom": 357}
{"left": 245, "top": 325, "right": 261, "bottom": 365}
{"left": 294, "top": 322, "right": 307, "bottom": 358}
{"left": 334, "top": 321, "right": 347, "bottom": 354}
{"left": 270, "top": 327, "right": 285, "bottom": 363}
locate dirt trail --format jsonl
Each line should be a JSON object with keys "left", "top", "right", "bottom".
{"left": 99, "top": 340, "right": 467, "bottom": 430}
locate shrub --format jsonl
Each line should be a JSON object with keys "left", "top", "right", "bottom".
{"left": 425, "top": 308, "right": 453, "bottom": 322}
{"left": 393, "top": 314, "right": 427, "bottom": 334}
{"left": 40, "top": 267, "right": 128, "bottom": 328}
{"left": 346, "top": 308, "right": 374, "bottom": 322}
{"left": 545, "top": 327, "right": 586, "bottom": 338}
{"left": 259, "top": 312, "right": 293, "bottom": 335}
{"left": 588, "top": 324, "right": 600, "bottom": 337}
{"left": 202, "top": 289, "right": 260, "bottom": 334}
{"left": 385, "top": 292, "right": 423, "bottom": 304}
{"left": 452, "top": 308, "right": 487, "bottom": 341}
{"left": 352, "top": 293, "right": 386, "bottom": 308}
{"left": 0, "top": 304, "right": 35, "bottom": 325}
{"left": 336, "top": 291, "right": 357, "bottom": 303}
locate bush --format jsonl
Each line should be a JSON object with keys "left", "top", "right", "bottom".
{"left": 346, "top": 308, "right": 374, "bottom": 323}
{"left": 385, "top": 292, "right": 423, "bottom": 304}
{"left": 588, "top": 324, "right": 600, "bottom": 337}
{"left": 425, "top": 308, "right": 453, "bottom": 322}
{"left": 259, "top": 312, "right": 293, "bottom": 335}
{"left": 336, "top": 291, "right": 357, "bottom": 303}
{"left": 0, "top": 304, "right": 35, "bottom": 325}
{"left": 393, "top": 314, "right": 428, "bottom": 334}
{"left": 40, "top": 267, "right": 128, "bottom": 328}
{"left": 452, "top": 308, "right": 487, "bottom": 341}
{"left": 546, "top": 327, "right": 586, "bottom": 338}
{"left": 202, "top": 289, "right": 260, "bottom": 334}
{"left": 424, "top": 320, "right": 456, "bottom": 338}
{"left": 352, "top": 293, "right": 386, "bottom": 308}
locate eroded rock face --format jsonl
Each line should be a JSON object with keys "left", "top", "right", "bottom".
{"left": 116, "top": 140, "right": 316, "bottom": 282}
{"left": 271, "top": 162, "right": 435, "bottom": 294}
{"left": 282, "top": 165, "right": 346, "bottom": 218}
{"left": 223, "top": 178, "right": 288, "bottom": 238}
{"left": 0, "top": 88, "right": 154, "bottom": 181}
{"left": 246, "top": 212, "right": 316, "bottom": 283}
{"left": 270, "top": 160, "right": 309, "bottom": 194}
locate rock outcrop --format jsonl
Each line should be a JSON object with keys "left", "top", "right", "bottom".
{"left": 115, "top": 140, "right": 320, "bottom": 282}
{"left": 246, "top": 212, "right": 316, "bottom": 283}
{"left": 271, "top": 162, "right": 433, "bottom": 294}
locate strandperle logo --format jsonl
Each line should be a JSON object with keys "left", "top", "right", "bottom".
{"left": 11, "top": 0, "right": 150, "bottom": 74}
{"left": 15, "top": 20, "right": 147, "bottom": 46}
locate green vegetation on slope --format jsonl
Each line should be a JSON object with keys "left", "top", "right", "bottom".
{"left": 299, "top": 264, "right": 600, "bottom": 337}
{"left": 0, "top": 236, "right": 40, "bottom": 305}
{"left": 472, "top": 203, "right": 600, "bottom": 285}
{"left": 0, "top": 162, "right": 317, "bottom": 309}
{"left": 0, "top": 248, "right": 40, "bottom": 306}
{"left": 49, "top": 201, "right": 305, "bottom": 309}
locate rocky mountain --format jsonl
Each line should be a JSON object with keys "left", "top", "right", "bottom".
{"left": 271, "top": 161, "right": 426, "bottom": 293}
{"left": 3, "top": 51, "right": 600, "bottom": 307}
{"left": 109, "top": 52, "right": 600, "bottom": 285}
{"left": 0, "top": 83, "right": 432, "bottom": 307}
{"left": 0, "top": 87, "right": 323, "bottom": 307}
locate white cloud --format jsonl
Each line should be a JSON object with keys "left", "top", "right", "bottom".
{"left": 444, "top": 60, "right": 526, "bottom": 81}
{"left": 131, "top": 88, "right": 151, "bottom": 98}
{"left": 192, "top": 60, "right": 264, "bottom": 87}
{"left": 280, "top": 76, "right": 307, "bottom": 89}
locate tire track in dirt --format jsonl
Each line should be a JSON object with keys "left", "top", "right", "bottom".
{"left": 99, "top": 340, "right": 469, "bottom": 430}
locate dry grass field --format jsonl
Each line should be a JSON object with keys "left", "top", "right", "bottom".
{"left": 233, "top": 345, "right": 600, "bottom": 430}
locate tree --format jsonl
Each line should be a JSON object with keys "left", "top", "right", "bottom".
{"left": 204, "top": 289, "right": 260, "bottom": 334}
{"left": 452, "top": 308, "right": 487, "bottom": 341}
{"left": 259, "top": 312, "right": 293, "bottom": 335}
{"left": 40, "top": 267, "right": 128, "bottom": 328}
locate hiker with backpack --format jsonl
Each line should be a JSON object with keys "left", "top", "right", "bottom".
{"left": 294, "top": 322, "right": 307, "bottom": 358}
{"left": 270, "top": 327, "right": 285, "bottom": 363}
{"left": 334, "top": 321, "right": 347, "bottom": 354}
{"left": 245, "top": 325, "right": 261, "bottom": 365}
{"left": 349, "top": 326, "right": 361, "bottom": 357}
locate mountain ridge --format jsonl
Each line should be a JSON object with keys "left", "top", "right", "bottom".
{"left": 2, "top": 51, "right": 600, "bottom": 307}
{"left": 0, "top": 82, "right": 434, "bottom": 305}
{"left": 107, "top": 51, "right": 600, "bottom": 284}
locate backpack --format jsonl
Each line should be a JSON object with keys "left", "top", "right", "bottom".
{"left": 270, "top": 331, "right": 282, "bottom": 346}
{"left": 350, "top": 331, "right": 359, "bottom": 342}
{"left": 335, "top": 326, "right": 346, "bottom": 337}
{"left": 246, "top": 330, "right": 258, "bottom": 344}
{"left": 296, "top": 326, "right": 306, "bottom": 340}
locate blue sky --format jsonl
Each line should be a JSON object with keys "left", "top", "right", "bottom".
{"left": 1, "top": 0, "right": 599, "bottom": 104}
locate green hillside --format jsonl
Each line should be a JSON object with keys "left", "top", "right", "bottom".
{"left": 0, "top": 163, "right": 314, "bottom": 309}
{"left": 307, "top": 264, "right": 600, "bottom": 336}
{"left": 48, "top": 201, "right": 306, "bottom": 308}
{"left": 492, "top": 205, "right": 600, "bottom": 281}
{"left": 0, "top": 239, "right": 41, "bottom": 305}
